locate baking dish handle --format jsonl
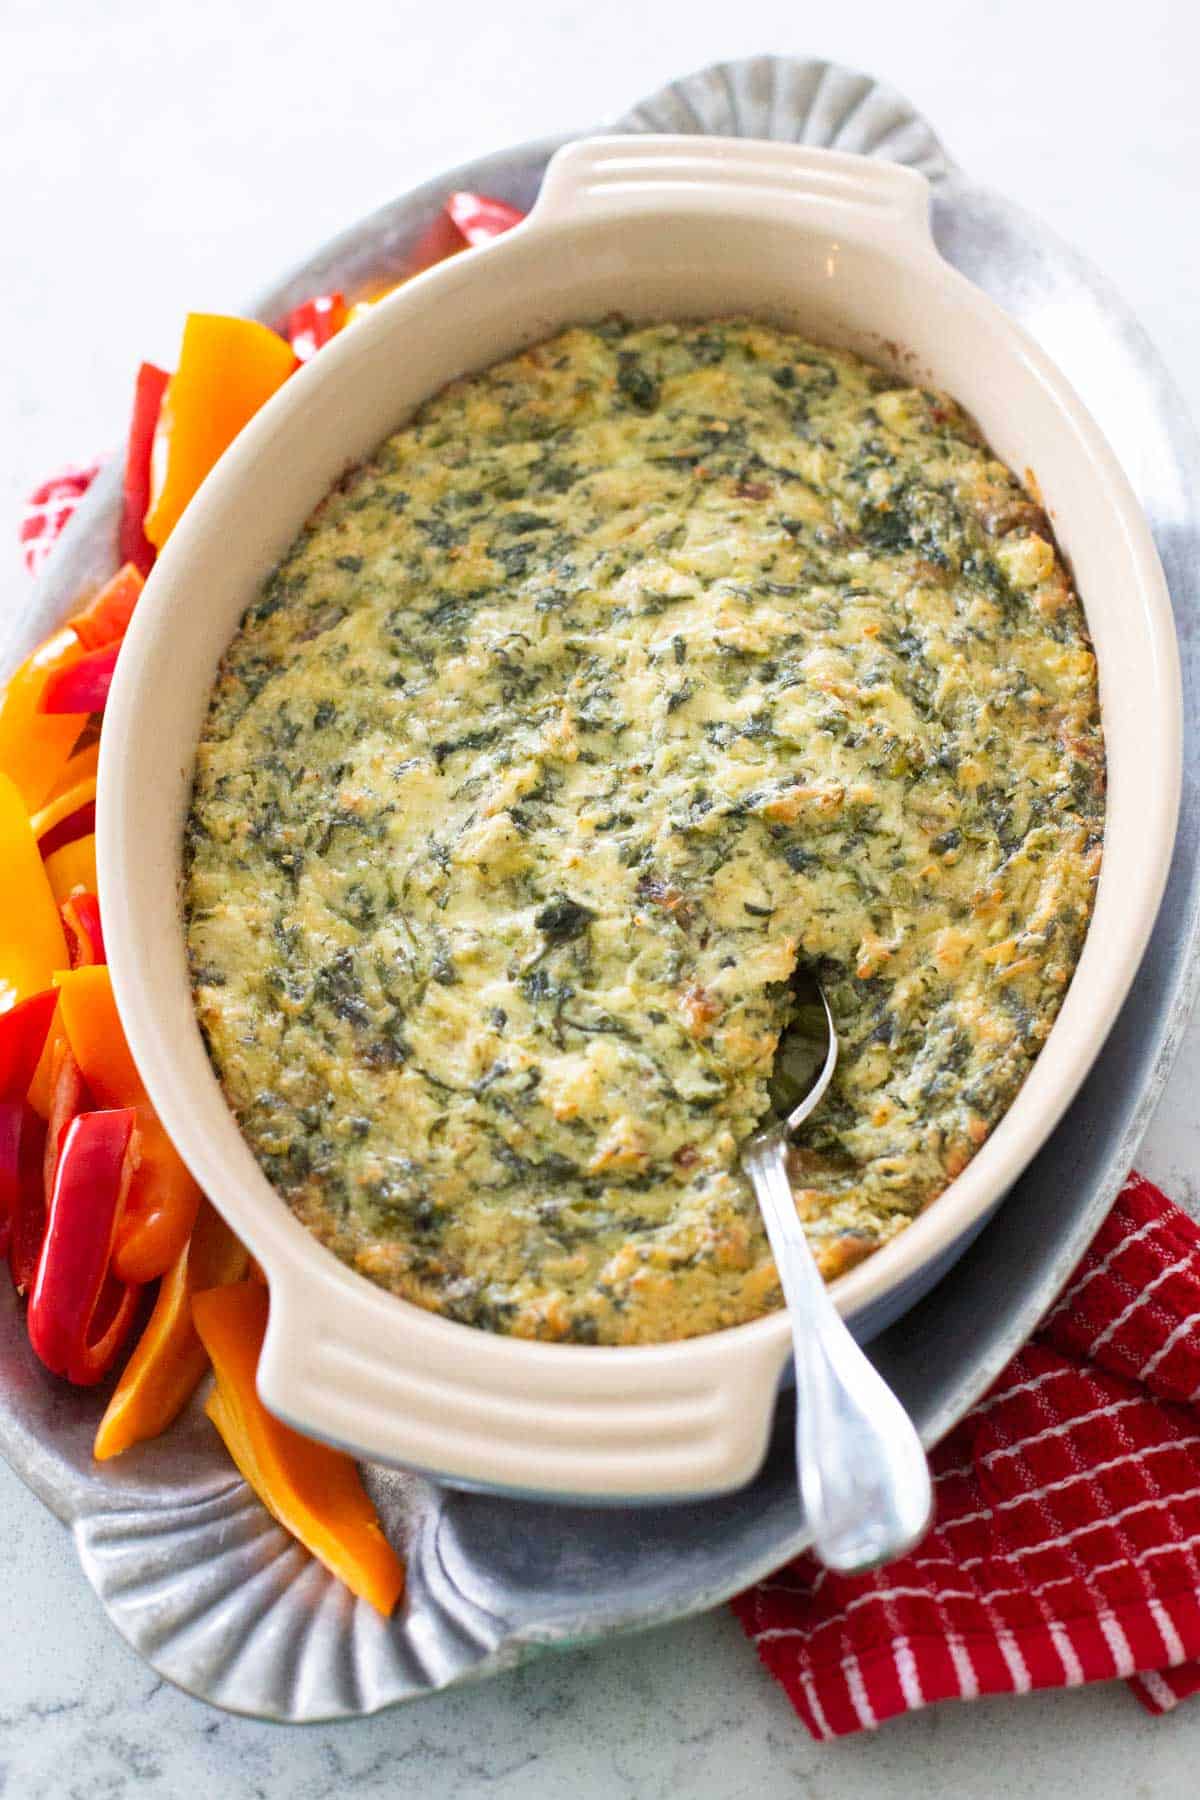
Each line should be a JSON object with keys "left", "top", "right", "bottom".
{"left": 531, "top": 134, "right": 936, "bottom": 253}
{"left": 256, "top": 1250, "right": 793, "bottom": 1502}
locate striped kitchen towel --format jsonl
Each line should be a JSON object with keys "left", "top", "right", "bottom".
{"left": 18, "top": 464, "right": 1200, "bottom": 1736}
{"left": 19, "top": 460, "right": 104, "bottom": 576}
{"left": 733, "top": 1172, "right": 1200, "bottom": 1735}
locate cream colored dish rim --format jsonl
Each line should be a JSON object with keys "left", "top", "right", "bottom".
{"left": 98, "top": 137, "right": 1181, "bottom": 1500}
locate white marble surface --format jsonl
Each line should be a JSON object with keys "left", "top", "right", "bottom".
{"left": 2, "top": 1, "right": 1199, "bottom": 1793}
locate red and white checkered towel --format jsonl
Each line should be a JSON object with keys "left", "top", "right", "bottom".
{"left": 20, "top": 464, "right": 1200, "bottom": 1737}
{"left": 19, "top": 460, "right": 104, "bottom": 576}
{"left": 734, "top": 1172, "right": 1200, "bottom": 1734}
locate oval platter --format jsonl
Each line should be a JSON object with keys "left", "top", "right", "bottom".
{"left": 1, "top": 53, "right": 1198, "bottom": 1722}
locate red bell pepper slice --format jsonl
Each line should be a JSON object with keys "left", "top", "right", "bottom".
{"left": 38, "top": 641, "right": 120, "bottom": 716}
{"left": 12, "top": 1034, "right": 82, "bottom": 1291}
{"left": 0, "top": 1102, "right": 20, "bottom": 1257}
{"left": 28, "top": 1107, "right": 141, "bottom": 1385}
{"left": 287, "top": 292, "right": 347, "bottom": 363}
{"left": 6, "top": 1103, "right": 48, "bottom": 1288}
{"left": 38, "top": 1040, "right": 89, "bottom": 1256}
{"left": 39, "top": 801, "right": 97, "bottom": 862}
{"left": 60, "top": 894, "right": 105, "bottom": 968}
{"left": 120, "top": 363, "right": 170, "bottom": 577}
{"left": 0, "top": 990, "right": 59, "bottom": 1101}
{"left": 0, "top": 1102, "right": 46, "bottom": 1264}
{"left": 444, "top": 191, "right": 525, "bottom": 245}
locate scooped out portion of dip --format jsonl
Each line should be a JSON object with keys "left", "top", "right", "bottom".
{"left": 185, "top": 319, "right": 1104, "bottom": 1345}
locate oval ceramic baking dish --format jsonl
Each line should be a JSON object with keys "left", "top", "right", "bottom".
{"left": 98, "top": 136, "right": 1181, "bottom": 1503}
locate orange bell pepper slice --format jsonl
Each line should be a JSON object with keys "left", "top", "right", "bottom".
{"left": 144, "top": 315, "right": 297, "bottom": 549}
{"left": 43, "top": 832, "right": 98, "bottom": 905}
{"left": 45, "top": 739, "right": 100, "bottom": 801}
{"left": 0, "top": 775, "right": 70, "bottom": 1013}
{"left": 192, "top": 1282, "right": 405, "bottom": 1616}
{"left": 54, "top": 965, "right": 200, "bottom": 1283}
{"left": 0, "top": 628, "right": 89, "bottom": 813}
{"left": 94, "top": 1197, "right": 247, "bottom": 1460}
{"left": 66, "top": 563, "right": 144, "bottom": 651}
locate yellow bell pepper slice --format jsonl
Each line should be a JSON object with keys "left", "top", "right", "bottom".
{"left": 342, "top": 302, "right": 375, "bottom": 328}
{"left": 144, "top": 315, "right": 297, "bottom": 548}
{"left": 29, "top": 775, "right": 97, "bottom": 844}
{"left": 0, "top": 774, "right": 69, "bottom": 1013}
{"left": 94, "top": 1198, "right": 248, "bottom": 1460}
{"left": 43, "top": 832, "right": 98, "bottom": 905}
{"left": 192, "top": 1282, "right": 405, "bottom": 1616}
{"left": 0, "top": 628, "right": 89, "bottom": 813}
{"left": 26, "top": 815, "right": 96, "bottom": 1111}
{"left": 341, "top": 281, "right": 404, "bottom": 330}
{"left": 24, "top": 810, "right": 96, "bottom": 1115}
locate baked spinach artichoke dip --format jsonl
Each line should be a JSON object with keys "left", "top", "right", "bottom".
{"left": 185, "top": 319, "right": 1104, "bottom": 1346}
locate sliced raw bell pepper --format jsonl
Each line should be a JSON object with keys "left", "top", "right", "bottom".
{"left": 0, "top": 990, "right": 58, "bottom": 1101}
{"left": 0, "top": 629, "right": 89, "bottom": 813}
{"left": 192, "top": 1282, "right": 405, "bottom": 1615}
{"left": 0, "top": 1104, "right": 25, "bottom": 1259}
{"left": 120, "top": 364, "right": 170, "bottom": 576}
{"left": 0, "top": 1105, "right": 20, "bottom": 1257}
{"left": 28, "top": 1108, "right": 141, "bottom": 1385}
{"left": 0, "top": 1104, "right": 19, "bottom": 1256}
{"left": 342, "top": 296, "right": 388, "bottom": 328}
{"left": 4, "top": 987, "right": 63, "bottom": 1162}
{"left": 55, "top": 965, "right": 200, "bottom": 1283}
{"left": 60, "top": 893, "right": 105, "bottom": 968}
{"left": 0, "top": 996, "right": 57, "bottom": 1259}
{"left": 29, "top": 775, "right": 98, "bottom": 848}
{"left": 95, "top": 1197, "right": 247, "bottom": 1460}
{"left": 25, "top": 1005, "right": 67, "bottom": 1123}
{"left": 41, "top": 1038, "right": 87, "bottom": 1214}
{"left": 144, "top": 315, "right": 298, "bottom": 549}
{"left": 10, "top": 1036, "right": 84, "bottom": 1293}
{"left": 287, "top": 292, "right": 347, "bottom": 363}
{"left": 30, "top": 740, "right": 101, "bottom": 856}
{"left": 38, "top": 640, "right": 121, "bottom": 715}
{"left": 38, "top": 805, "right": 97, "bottom": 864}
{"left": 67, "top": 563, "right": 144, "bottom": 652}
{"left": 0, "top": 1103, "right": 46, "bottom": 1269}
{"left": 0, "top": 774, "right": 70, "bottom": 1013}
{"left": 43, "top": 832, "right": 98, "bottom": 906}
{"left": 46, "top": 737, "right": 100, "bottom": 795}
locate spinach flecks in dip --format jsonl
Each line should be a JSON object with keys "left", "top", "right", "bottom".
{"left": 185, "top": 319, "right": 1104, "bottom": 1345}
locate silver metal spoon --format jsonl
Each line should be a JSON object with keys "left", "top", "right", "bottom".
{"left": 742, "top": 982, "right": 933, "bottom": 1573}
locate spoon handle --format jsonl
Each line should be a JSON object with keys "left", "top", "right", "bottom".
{"left": 742, "top": 1130, "right": 933, "bottom": 1573}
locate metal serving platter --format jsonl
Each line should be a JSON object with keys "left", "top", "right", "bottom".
{"left": 2, "top": 54, "right": 1198, "bottom": 1722}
